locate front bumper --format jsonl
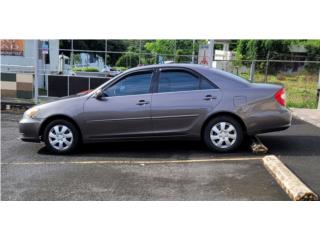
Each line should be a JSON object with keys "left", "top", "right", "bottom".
{"left": 19, "top": 117, "right": 43, "bottom": 142}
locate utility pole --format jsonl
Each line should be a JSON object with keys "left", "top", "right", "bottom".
{"left": 33, "top": 40, "right": 39, "bottom": 104}
{"left": 208, "top": 39, "right": 215, "bottom": 68}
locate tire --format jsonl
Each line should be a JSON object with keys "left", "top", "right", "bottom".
{"left": 203, "top": 116, "right": 243, "bottom": 153}
{"left": 43, "top": 119, "right": 80, "bottom": 154}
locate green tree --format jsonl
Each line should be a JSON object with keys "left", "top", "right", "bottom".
{"left": 144, "top": 40, "right": 207, "bottom": 63}
{"left": 235, "top": 40, "right": 292, "bottom": 60}
{"left": 115, "top": 52, "right": 147, "bottom": 68}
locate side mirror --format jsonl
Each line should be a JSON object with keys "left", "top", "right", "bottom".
{"left": 95, "top": 89, "right": 106, "bottom": 100}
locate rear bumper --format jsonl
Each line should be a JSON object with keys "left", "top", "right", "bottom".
{"left": 245, "top": 107, "right": 292, "bottom": 135}
{"left": 19, "top": 117, "right": 42, "bottom": 142}
{"left": 251, "top": 124, "right": 291, "bottom": 135}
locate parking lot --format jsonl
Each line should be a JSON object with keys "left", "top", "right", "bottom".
{"left": 1, "top": 112, "right": 319, "bottom": 200}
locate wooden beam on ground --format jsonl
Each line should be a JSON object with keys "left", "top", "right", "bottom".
{"left": 263, "top": 155, "right": 318, "bottom": 201}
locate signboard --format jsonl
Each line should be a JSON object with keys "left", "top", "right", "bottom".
{"left": 0, "top": 40, "right": 24, "bottom": 56}
{"left": 42, "top": 41, "right": 49, "bottom": 55}
{"left": 158, "top": 55, "right": 164, "bottom": 64}
{"left": 198, "top": 44, "right": 209, "bottom": 66}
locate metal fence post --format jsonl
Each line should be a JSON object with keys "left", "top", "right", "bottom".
{"left": 317, "top": 68, "right": 320, "bottom": 110}
{"left": 67, "top": 75, "right": 70, "bottom": 96}
{"left": 264, "top": 51, "right": 270, "bottom": 83}
{"left": 33, "top": 40, "right": 39, "bottom": 104}
{"left": 105, "top": 40, "right": 108, "bottom": 66}
{"left": 208, "top": 40, "right": 215, "bottom": 68}
{"left": 192, "top": 39, "right": 195, "bottom": 63}
{"left": 70, "top": 39, "right": 74, "bottom": 68}
{"left": 250, "top": 60, "right": 255, "bottom": 82}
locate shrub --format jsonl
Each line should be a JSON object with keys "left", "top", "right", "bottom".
{"left": 72, "top": 67, "right": 99, "bottom": 72}
{"left": 112, "top": 66, "right": 128, "bottom": 71}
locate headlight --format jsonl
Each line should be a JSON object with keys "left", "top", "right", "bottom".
{"left": 24, "top": 107, "right": 39, "bottom": 118}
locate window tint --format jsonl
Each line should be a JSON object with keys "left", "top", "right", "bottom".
{"left": 104, "top": 72, "right": 152, "bottom": 97}
{"left": 158, "top": 70, "right": 200, "bottom": 93}
{"left": 200, "top": 78, "right": 217, "bottom": 89}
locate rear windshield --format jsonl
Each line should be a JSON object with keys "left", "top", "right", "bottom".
{"left": 217, "top": 70, "right": 251, "bottom": 85}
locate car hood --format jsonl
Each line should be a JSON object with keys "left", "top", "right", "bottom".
{"left": 32, "top": 93, "right": 90, "bottom": 119}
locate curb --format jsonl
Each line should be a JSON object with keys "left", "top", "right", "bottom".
{"left": 262, "top": 155, "right": 318, "bottom": 201}
{"left": 1, "top": 100, "right": 34, "bottom": 111}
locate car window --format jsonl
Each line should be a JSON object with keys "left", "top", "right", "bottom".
{"left": 158, "top": 70, "right": 200, "bottom": 93}
{"left": 104, "top": 71, "right": 152, "bottom": 97}
{"left": 200, "top": 78, "right": 217, "bottom": 90}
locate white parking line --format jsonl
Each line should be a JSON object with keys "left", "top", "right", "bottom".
{"left": 1, "top": 156, "right": 263, "bottom": 166}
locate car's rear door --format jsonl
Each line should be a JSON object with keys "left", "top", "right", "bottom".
{"left": 151, "top": 68, "right": 222, "bottom": 135}
{"left": 83, "top": 69, "right": 155, "bottom": 139}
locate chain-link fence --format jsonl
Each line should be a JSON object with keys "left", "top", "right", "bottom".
{"left": 1, "top": 40, "right": 320, "bottom": 109}
{"left": 214, "top": 59, "right": 320, "bottom": 109}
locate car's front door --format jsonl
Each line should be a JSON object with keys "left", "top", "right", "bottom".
{"left": 83, "top": 70, "right": 154, "bottom": 140}
{"left": 151, "top": 68, "right": 222, "bottom": 136}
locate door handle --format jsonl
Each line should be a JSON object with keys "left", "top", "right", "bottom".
{"left": 203, "top": 95, "right": 217, "bottom": 101}
{"left": 136, "top": 100, "right": 150, "bottom": 105}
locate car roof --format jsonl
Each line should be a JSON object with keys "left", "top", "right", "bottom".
{"left": 125, "top": 64, "right": 250, "bottom": 88}
{"left": 127, "top": 63, "right": 210, "bottom": 72}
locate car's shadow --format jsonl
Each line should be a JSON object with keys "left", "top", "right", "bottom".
{"left": 67, "top": 134, "right": 320, "bottom": 158}
{"left": 259, "top": 117, "right": 320, "bottom": 157}
{"left": 37, "top": 118, "right": 320, "bottom": 159}
{"left": 38, "top": 138, "right": 254, "bottom": 159}
{"left": 259, "top": 134, "right": 320, "bottom": 157}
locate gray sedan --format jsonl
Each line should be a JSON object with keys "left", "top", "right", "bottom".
{"left": 19, "top": 64, "right": 292, "bottom": 154}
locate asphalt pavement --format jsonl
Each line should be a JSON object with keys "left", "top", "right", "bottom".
{"left": 1, "top": 111, "right": 319, "bottom": 200}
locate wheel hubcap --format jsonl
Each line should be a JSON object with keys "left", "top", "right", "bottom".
{"left": 48, "top": 125, "right": 73, "bottom": 151}
{"left": 210, "top": 122, "right": 237, "bottom": 149}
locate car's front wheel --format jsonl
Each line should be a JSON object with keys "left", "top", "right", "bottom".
{"left": 203, "top": 116, "right": 243, "bottom": 153}
{"left": 43, "top": 119, "right": 79, "bottom": 154}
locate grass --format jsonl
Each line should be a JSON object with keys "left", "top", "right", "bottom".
{"left": 239, "top": 72, "right": 319, "bottom": 109}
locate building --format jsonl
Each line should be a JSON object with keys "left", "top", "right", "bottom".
{"left": 1, "top": 40, "right": 60, "bottom": 73}
{"left": 1, "top": 40, "right": 59, "bottom": 99}
{"left": 198, "top": 40, "right": 236, "bottom": 72}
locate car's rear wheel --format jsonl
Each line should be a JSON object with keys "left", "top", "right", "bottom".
{"left": 43, "top": 119, "right": 79, "bottom": 154}
{"left": 203, "top": 116, "right": 243, "bottom": 153}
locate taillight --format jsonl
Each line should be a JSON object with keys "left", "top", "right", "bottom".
{"left": 274, "top": 88, "right": 286, "bottom": 106}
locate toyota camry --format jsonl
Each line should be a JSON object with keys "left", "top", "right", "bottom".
{"left": 19, "top": 64, "right": 292, "bottom": 154}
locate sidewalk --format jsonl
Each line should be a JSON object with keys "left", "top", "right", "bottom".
{"left": 291, "top": 108, "right": 320, "bottom": 128}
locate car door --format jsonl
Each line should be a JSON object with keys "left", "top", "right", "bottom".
{"left": 82, "top": 70, "right": 154, "bottom": 139}
{"left": 151, "top": 68, "right": 222, "bottom": 135}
